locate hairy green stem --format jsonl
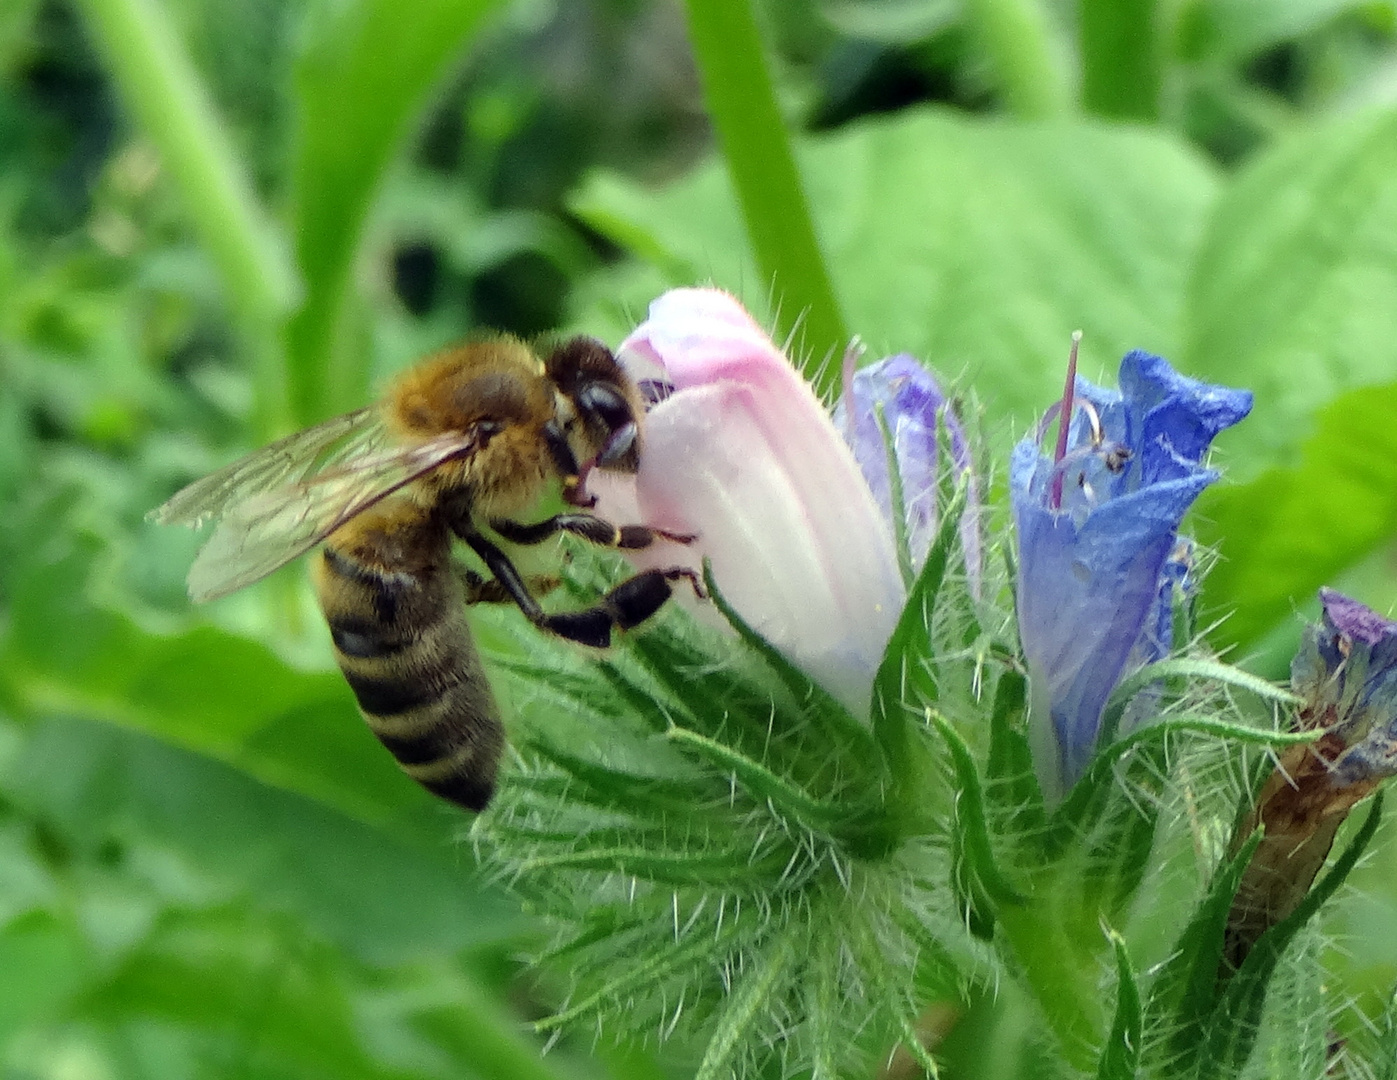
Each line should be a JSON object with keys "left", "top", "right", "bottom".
{"left": 680, "top": 0, "right": 848, "bottom": 393}
{"left": 996, "top": 896, "right": 1103, "bottom": 1069}
{"left": 963, "top": 0, "right": 1072, "bottom": 119}
{"left": 75, "top": 0, "right": 297, "bottom": 436}
{"left": 1079, "top": 0, "right": 1160, "bottom": 120}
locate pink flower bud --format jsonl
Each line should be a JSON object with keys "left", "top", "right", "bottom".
{"left": 595, "top": 289, "right": 904, "bottom": 717}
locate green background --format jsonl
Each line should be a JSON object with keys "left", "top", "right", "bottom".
{"left": 3, "top": 0, "right": 1397, "bottom": 1076}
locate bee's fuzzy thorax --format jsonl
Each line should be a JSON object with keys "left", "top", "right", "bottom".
{"left": 384, "top": 337, "right": 551, "bottom": 443}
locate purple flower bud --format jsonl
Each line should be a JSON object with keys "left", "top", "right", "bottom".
{"left": 592, "top": 289, "right": 905, "bottom": 718}
{"left": 1012, "top": 350, "right": 1252, "bottom": 796}
{"left": 832, "top": 353, "right": 982, "bottom": 592}
{"left": 1293, "top": 588, "right": 1397, "bottom": 784}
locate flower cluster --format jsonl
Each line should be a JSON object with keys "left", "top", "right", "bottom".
{"left": 484, "top": 287, "right": 1388, "bottom": 1080}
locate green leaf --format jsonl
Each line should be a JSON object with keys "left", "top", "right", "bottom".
{"left": 285, "top": 0, "right": 507, "bottom": 422}
{"left": 406, "top": 972, "right": 583, "bottom": 1080}
{"left": 6, "top": 718, "right": 523, "bottom": 961}
{"left": 1185, "top": 109, "right": 1397, "bottom": 647}
{"left": 525, "top": 741, "right": 719, "bottom": 818}
{"left": 1177, "top": 0, "right": 1372, "bottom": 62}
{"left": 73, "top": 0, "right": 297, "bottom": 431}
{"left": 84, "top": 909, "right": 396, "bottom": 1079}
{"left": 0, "top": 911, "right": 86, "bottom": 1045}
{"left": 1080, "top": 0, "right": 1160, "bottom": 121}
{"left": 537, "top": 919, "right": 746, "bottom": 1034}
{"left": 1048, "top": 716, "right": 1318, "bottom": 852}
{"left": 1375, "top": 982, "right": 1397, "bottom": 1080}
{"left": 1199, "top": 792, "right": 1385, "bottom": 1080}
{"left": 573, "top": 108, "right": 1219, "bottom": 430}
{"left": 1081, "top": 758, "right": 1164, "bottom": 922}
{"left": 1096, "top": 658, "right": 1299, "bottom": 749}
{"left": 1, "top": 541, "right": 443, "bottom": 835}
{"left": 514, "top": 844, "right": 790, "bottom": 887}
{"left": 932, "top": 714, "right": 1028, "bottom": 908}
{"left": 1197, "top": 380, "right": 1397, "bottom": 653}
{"left": 664, "top": 725, "right": 867, "bottom": 834}
{"left": 985, "top": 668, "right": 1047, "bottom": 836}
{"left": 1096, "top": 930, "right": 1142, "bottom": 1080}
{"left": 961, "top": 0, "right": 1072, "bottom": 119}
{"left": 807, "top": 936, "right": 842, "bottom": 1080}
{"left": 680, "top": 0, "right": 847, "bottom": 391}
{"left": 694, "top": 928, "right": 800, "bottom": 1080}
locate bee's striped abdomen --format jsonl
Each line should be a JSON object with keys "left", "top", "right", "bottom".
{"left": 313, "top": 513, "right": 503, "bottom": 812}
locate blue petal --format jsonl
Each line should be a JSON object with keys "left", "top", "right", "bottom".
{"left": 1013, "top": 351, "right": 1252, "bottom": 796}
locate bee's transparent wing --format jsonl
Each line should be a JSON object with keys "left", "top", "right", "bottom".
{"left": 152, "top": 412, "right": 481, "bottom": 602}
{"left": 151, "top": 409, "right": 387, "bottom": 528}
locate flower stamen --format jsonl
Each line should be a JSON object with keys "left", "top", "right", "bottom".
{"left": 1049, "top": 331, "right": 1084, "bottom": 510}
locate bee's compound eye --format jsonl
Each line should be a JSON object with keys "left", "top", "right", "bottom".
{"left": 577, "top": 383, "right": 633, "bottom": 434}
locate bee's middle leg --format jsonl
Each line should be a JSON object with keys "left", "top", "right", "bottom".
{"left": 455, "top": 563, "right": 559, "bottom": 604}
{"left": 490, "top": 514, "right": 695, "bottom": 551}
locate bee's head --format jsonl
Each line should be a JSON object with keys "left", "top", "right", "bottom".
{"left": 545, "top": 337, "right": 642, "bottom": 477}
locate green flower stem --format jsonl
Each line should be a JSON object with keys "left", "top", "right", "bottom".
{"left": 680, "top": 0, "right": 848, "bottom": 394}
{"left": 962, "top": 0, "right": 1072, "bottom": 119}
{"left": 1080, "top": 0, "right": 1160, "bottom": 121}
{"left": 75, "top": 0, "right": 298, "bottom": 437}
{"left": 996, "top": 893, "right": 1104, "bottom": 1070}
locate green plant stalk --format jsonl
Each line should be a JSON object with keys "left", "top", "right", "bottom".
{"left": 962, "top": 0, "right": 1072, "bottom": 119}
{"left": 680, "top": 0, "right": 848, "bottom": 394}
{"left": 75, "top": 0, "right": 298, "bottom": 437}
{"left": 996, "top": 888, "right": 1104, "bottom": 1070}
{"left": 1079, "top": 0, "right": 1160, "bottom": 120}
{"left": 283, "top": 0, "right": 507, "bottom": 424}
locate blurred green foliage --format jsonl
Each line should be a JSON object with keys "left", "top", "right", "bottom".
{"left": 3, "top": 0, "right": 1397, "bottom": 1076}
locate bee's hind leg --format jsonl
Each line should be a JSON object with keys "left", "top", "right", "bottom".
{"left": 544, "top": 567, "right": 707, "bottom": 648}
{"left": 460, "top": 529, "right": 703, "bottom": 648}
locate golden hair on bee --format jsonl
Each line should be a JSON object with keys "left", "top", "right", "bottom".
{"left": 150, "top": 334, "right": 702, "bottom": 812}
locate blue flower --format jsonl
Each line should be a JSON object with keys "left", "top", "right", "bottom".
{"left": 1293, "top": 589, "right": 1397, "bottom": 786}
{"left": 1012, "top": 350, "right": 1252, "bottom": 796}
{"left": 833, "top": 353, "right": 981, "bottom": 590}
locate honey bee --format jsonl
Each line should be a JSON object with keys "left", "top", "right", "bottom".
{"left": 152, "top": 336, "right": 701, "bottom": 811}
